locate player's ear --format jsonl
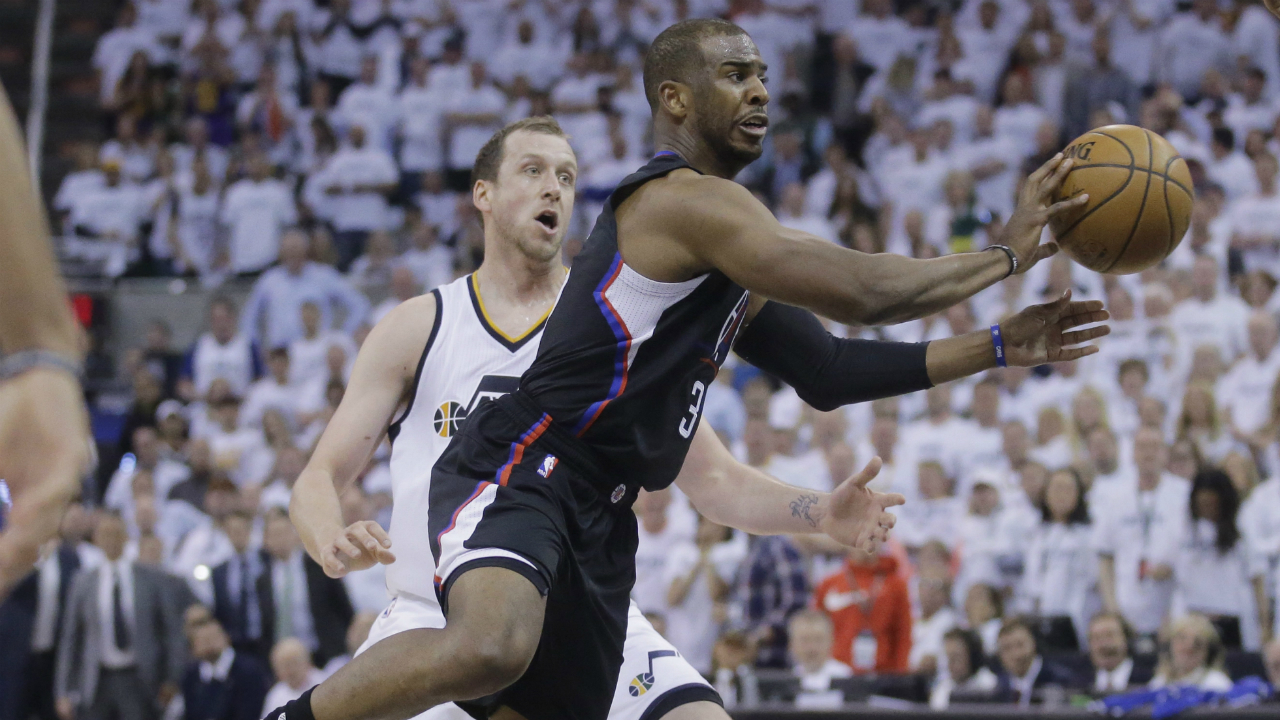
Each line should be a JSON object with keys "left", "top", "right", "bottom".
{"left": 473, "top": 179, "right": 493, "bottom": 215}
{"left": 659, "top": 80, "right": 691, "bottom": 119}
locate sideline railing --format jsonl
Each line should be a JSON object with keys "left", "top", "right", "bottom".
{"left": 26, "top": 0, "right": 56, "bottom": 183}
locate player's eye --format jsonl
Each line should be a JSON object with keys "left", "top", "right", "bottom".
{"left": 526, "top": 166, "right": 539, "bottom": 175}
{"left": 558, "top": 173, "right": 573, "bottom": 185}
{"left": 729, "top": 72, "right": 742, "bottom": 82}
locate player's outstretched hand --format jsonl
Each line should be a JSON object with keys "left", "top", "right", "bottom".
{"left": 320, "top": 520, "right": 396, "bottom": 578}
{"left": 999, "top": 153, "right": 1090, "bottom": 273}
{"left": 817, "top": 457, "right": 904, "bottom": 554}
{"left": 1001, "top": 289, "right": 1111, "bottom": 367}
{"left": 0, "top": 369, "right": 92, "bottom": 598}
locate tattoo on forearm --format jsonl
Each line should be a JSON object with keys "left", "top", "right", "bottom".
{"left": 790, "top": 494, "right": 820, "bottom": 528}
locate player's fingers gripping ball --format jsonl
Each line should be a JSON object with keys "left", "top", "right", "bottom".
{"left": 1048, "top": 124, "right": 1194, "bottom": 274}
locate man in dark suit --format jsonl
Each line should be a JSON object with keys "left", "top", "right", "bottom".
{"left": 211, "top": 511, "right": 271, "bottom": 662}
{"left": 181, "top": 614, "right": 269, "bottom": 720}
{"left": 24, "top": 539, "right": 85, "bottom": 720}
{"left": 261, "top": 509, "right": 352, "bottom": 667}
{"left": 1085, "top": 611, "right": 1154, "bottom": 694}
{"left": 55, "top": 512, "right": 187, "bottom": 720}
{"left": 993, "top": 617, "right": 1081, "bottom": 707}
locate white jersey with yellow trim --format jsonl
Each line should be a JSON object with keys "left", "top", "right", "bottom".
{"left": 384, "top": 273, "right": 549, "bottom": 601}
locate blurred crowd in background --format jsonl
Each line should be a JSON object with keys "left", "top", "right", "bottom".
{"left": 10, "top": 0, "right": 1280, "bottom": 718}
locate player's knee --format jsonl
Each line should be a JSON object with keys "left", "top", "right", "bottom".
{"left": 465, "top": 626, "right": 538, "bottom": 688}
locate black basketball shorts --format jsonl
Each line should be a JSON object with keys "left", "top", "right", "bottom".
{"left": 427, "top": 392, "right": 641, "bottom": 720}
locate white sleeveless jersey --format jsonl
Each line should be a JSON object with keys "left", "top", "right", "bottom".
{"left": 191, "top": 331, "right": 255, "bottom": 397}
{"left": 384, "top": 274, "right": 549, "bottom": 600}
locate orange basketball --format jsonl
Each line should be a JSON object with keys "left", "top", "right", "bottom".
{"left": 1048, "top": 125, "right": 1194, "bottom": 275}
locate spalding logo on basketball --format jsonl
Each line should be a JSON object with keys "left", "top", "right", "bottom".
{"left": 433, "top": 401, "right": 467, "bottom": 437}
{"left": 628, "top": 672, "right": 655, "bottom": 696}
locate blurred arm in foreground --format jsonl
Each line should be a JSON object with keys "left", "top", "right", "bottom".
{"left": 0, "top": 82, "right": 91, "bottom": 598}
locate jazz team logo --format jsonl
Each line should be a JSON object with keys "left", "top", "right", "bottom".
{"left": 433, "top": 401, "right": 467, "bottom": 437}
{"left": 628, "top": 649, "right": 678, "bottom": 697}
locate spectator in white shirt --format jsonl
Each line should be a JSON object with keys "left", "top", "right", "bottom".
{"left": 220, "top": 153, "right": 298, "bottom": 274}
{"left": 181, "top": 296, "right": 262, "bottom": 402}
{"left": 1223, "top": 68, "right": 1276, "bottom": 145}
{"left": 963, "top": 582, "right": 1004, "bottom": 655}
{"left": 776, "top": 183, "right": 838, "bottom": 243}
{"left": 443, "top": 62, "right": 507, "bottom": 191}
{"left": 1226, "top": 152, "right": 1280, "bottom": 277}
{"left": 335, "top": 56, "right": 398, "bottom": 150}
{"left": 954, "top": 105, "right": 1021, "bottom": 219}
{"left": 396, "top": 56, "right": 446, "bottom": 183}
{"left": 1175, "top": 382, "right": 1235, "bottom": 465}
{"left": 788, "top": 610, "right": 853, "bottom": 700}
{"left": 1149, "top": 613, "right": 1233, "bottom": 690}
{"left": 930, "top": 627, "right": 1000, "bottom": 708}
{"left": 71, "top": 156, "right": 144, "bottom": 241}
{"left": 398, "top": 218, "right": 454, "bottom": 293}
{"left": 1155, "top": 0, "right": 1233, "bottom": 100}
{"left": 54, "top": 142, "right": 106, "bottom": 231}
{"left": 911, "top": 574, "right": 958, "bottom": 674}
{"left": 93, "top": 4, "right": 167, "bottom": 106}
{"left": 664, "top": 515, "right": 745, "bottom": 674}
{"left": 1025, "top": 468, "right": 1096, "bottom": 646}
{"left": 489, "top": 19, "right": 565, "bottom": 92}
{"left": 1094, "top": 427, "right": 1189, "bottom": 636}
{"left": 369, "top": 266, "right": 420, "bottom": 326}
{"left": 845, "top": 0, "right": 914, "bottom": 73}
{"left": 319, "top": 124, "right": 399, "bottom": 270}
{"left": 1221, "top": 312, "right": 1280, "bottom": 442}
{"left": 1170, "top": 255, "right": 1249, "bottom": 365}
{"left": 346, "top": 230, "right": 397, "bottom": 296}
{"left": 288, "top": 302, "right": 358, "bottom": 388}
{"left": 240, "top": 347, "right": 303, "bottom": 430}
{"left": 1206, "top": 127, "right": 1260, "bottom": 203}
{"left": 993, "top": 74, "right": 1049, "bottom": 160}
{"left": 262, "top": 637, "right": 326, "bottom": 714}
{"left": 239, "top": 229, "right": 371, "bottom": 349}
{"left": 958, "top": 1, "right": 1019, "bottom": 102}
{"left": 170, "top": 117, "right": 230, "bottom": 187}
{"left": 896, "top": 460, "right": 963, "bottom": 551}
{"left": 1171, "top": 469, "right": 1269, "bottom": 650}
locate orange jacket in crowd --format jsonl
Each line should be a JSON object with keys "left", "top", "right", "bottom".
{"left": 812, "top": 553, "right": 912, "bottom": 674}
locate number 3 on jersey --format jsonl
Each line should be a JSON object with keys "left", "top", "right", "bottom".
{"left": 678, "top": 381, "right": 706, "bottom": 438}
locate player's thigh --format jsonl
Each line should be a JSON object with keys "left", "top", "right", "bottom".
{"left": 445, "top": 565, "right": 546, "bottom": 665}
{"left": 656, "top": 702, "right": 732, "bottom": 720}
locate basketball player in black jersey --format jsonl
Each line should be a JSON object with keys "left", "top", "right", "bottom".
{"left": 275, "top": 19, "right": 1108, "bottom": 720}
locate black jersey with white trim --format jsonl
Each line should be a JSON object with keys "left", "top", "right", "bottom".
{"left": 519, "top": 153, "right": 750, "bottom": 492}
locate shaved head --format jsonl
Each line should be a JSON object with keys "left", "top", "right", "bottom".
{"left": 643, "top": 18, "right": 749, "bottom": 110}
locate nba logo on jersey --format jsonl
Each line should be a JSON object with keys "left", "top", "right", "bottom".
{"left": 537, "top": 454, "right": 558, "bottom": 478}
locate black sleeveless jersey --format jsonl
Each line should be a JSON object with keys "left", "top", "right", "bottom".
{"left": 519, "top": 153, "right": 750, "bottom": 492}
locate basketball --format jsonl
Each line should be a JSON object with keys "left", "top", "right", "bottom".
{"left": 1047, "top": 125, "right": 1195, "bottom": 275}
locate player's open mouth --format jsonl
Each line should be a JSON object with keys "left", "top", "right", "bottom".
{"left": 535, "top": 210, "right": 559, "bottom": 232}
{"left": 739, "top": 115, "right": 769, "bottom": 137}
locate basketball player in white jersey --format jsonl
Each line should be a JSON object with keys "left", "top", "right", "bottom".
{"left": 289, "top": 117, "right": 899, "bottom": 720}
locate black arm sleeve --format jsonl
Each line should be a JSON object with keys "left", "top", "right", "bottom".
{"left": 733, "top": 301, "right": 934, "bottom": 411}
